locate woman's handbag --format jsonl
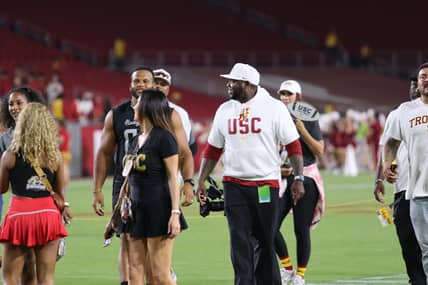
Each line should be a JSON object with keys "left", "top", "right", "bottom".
{"left": 120, "top": 195, "right": 133, "bottom": 223}
{"left": 119, "top": 161, "right": 133, "bottom": 224}
{"left": 103, "top": 149, "right": 137, "bottom": 245}
{"left": 103, "top": 176, "right": 132, "bottom": 244}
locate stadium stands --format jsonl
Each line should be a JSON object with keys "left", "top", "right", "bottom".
{"left": 0, "top": 20, "right": 224, "bottom": 120}
{"left": 229, "top": 0, "right": 424, "bottom": 51}
{"left": 211, "top": 0, "right": 426, "bottom": 75}
{"left": 4, "top": 1, "right": 424, "bottom": 76}
{"left": 184, "top": 66, "right": 409, "bottom": 113}
{"left": 1, "top": 0, "right": 310, "bottom": 61}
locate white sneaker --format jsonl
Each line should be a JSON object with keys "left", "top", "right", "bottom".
{"left": 291, "top": 275, "right": 305, "bottom": 285}
{"left": 280, "top": 268, "right": 295, "bottom": 285}
{"left": 171, "top": 267, "right": 178, "bottom": 283}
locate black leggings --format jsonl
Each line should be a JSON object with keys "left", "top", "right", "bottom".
{"left": 275, "top": 177, "right": 319, "bottom": 266}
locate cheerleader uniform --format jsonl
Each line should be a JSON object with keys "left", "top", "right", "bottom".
{"left": 0, "top": 153, "right": 67, "bottom": 246}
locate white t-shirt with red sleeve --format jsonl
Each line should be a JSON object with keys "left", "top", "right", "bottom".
{"left": 208, "top": 87, "right": 299, "bottom": 181}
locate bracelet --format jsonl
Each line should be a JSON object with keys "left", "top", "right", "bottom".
{"left": 92, "top": 190, "right": 101, "bottom": 194}
{"left": 171, "top": 209, "right": 181, "bottom": 215}
{"left": 64, "top": 202, "right": 70, "bottom": 207}
{"left": 375, "top": 178, "right": 384, "bottom": 184}
{"left": 183, "top": 178, "right": 195, "bottom": 187}
{"left": 294, "top": 175, "right": 305, "bottom": 182}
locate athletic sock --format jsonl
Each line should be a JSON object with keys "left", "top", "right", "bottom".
{"left": 296, "top": 265, "right": 307, "bottom": 278}
{"left": 279, "top": 256, "right": 293, "bottom": 270}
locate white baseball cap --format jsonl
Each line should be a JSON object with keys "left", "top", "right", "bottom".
{"left": 153, "top": 68, "right": 172, "bottom": 85}
{"left": 278, "top": 80, "right": 302, "bottom": 94}
{"left": 220, "top": 63, "right": 260, "bottom": 86}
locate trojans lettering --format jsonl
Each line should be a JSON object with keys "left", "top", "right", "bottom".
{"left": 409, "top": 115, "right": 428, "bottom": 128}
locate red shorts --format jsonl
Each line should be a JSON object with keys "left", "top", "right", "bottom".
{"left": 0, "top": 196, "right": 67, "bottom": 247}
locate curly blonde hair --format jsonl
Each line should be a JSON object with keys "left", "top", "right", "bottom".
{"left": 10, "top": 102, "right": 60, "bottom": 171}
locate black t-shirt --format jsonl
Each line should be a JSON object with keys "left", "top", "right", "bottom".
{"left": 9, "top": 154, "right": 55, "bottom": 198}
{"left": 127, "top": 127, "right": 178, "bottom": 202}
{"left": 300, "top": 120, "right": 322, "bottom": 166}
{"left": 112, "top": 100, "right": 140, "bottom": 185}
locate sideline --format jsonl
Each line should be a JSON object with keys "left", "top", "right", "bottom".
{"left": 306, "top": 274, "right": 407, "bottom": 285}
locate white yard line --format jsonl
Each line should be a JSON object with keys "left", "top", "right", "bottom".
{"left": 307, "top": 274, "right": 407, "bottom": 285}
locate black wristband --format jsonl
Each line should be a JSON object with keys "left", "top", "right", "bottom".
{"left": 183, "top": 178, "right": 195, "bottom": 186}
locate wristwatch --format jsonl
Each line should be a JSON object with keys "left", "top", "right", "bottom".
{"left": 294, "top": 175, "right": 305, "bottom": 182}
{"left": 183, "top": 178, "right": 195, "bottom": 186}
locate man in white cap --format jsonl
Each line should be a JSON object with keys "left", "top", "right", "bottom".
{"left": 154, "top": 68, "right": 195, "bottom": 206}
{"left": 153, "top": 68, "right": 195, "bottom": 283}
{"left": 197, "top": 63, "right": 305, "bottom": 285}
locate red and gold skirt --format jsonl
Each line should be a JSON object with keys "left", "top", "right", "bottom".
{"left": 0, "top": 196, "right": 67, "bottom": 247}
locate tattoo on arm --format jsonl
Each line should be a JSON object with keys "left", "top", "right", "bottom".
{"left": 198, "top": 158, "right": 218, "bottom": 183}
{"left": 384, "top": 138, "right": 400, "bottom": 163}
{"left": 288, "top": 154, "right": 303, "bottom": 176}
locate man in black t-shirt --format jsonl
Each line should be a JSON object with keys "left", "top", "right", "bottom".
{"left": 92, "top": 66, "right": 194, "bottom": 285}
{"left": 93, "top": 66, "right": 153, "bottom": 285}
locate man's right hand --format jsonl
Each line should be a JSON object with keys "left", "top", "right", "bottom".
{"left": 92, "top": 191, "right": 105, "bottom": 216}
{"left": 383, "top": 162, "right": 398, "bottom": 184}
{"left": 373, "top": 180, "right": 385, "bottom": 203}
{"left": 196, "top": 181, "right": 207, "bottom": 206}
{"left": 290, "top": 180, "right": 305, "bottom": 205}
{"left": 180, "top": 183, "right": 195, "bottom": 207}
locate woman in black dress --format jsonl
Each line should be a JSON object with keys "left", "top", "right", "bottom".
{"left": 125, "top": 90, "right": 186, "bottom": 285}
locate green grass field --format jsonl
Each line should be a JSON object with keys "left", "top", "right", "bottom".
{"left": 1, "top": 172, "right": 409, "bottom": 284}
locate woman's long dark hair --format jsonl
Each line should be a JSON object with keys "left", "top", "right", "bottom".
{"left": 138, "top": 89, "right": 174, "bottom": 134}
{"left": 0, "top": 86, "right": 45, "bottom": 128}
